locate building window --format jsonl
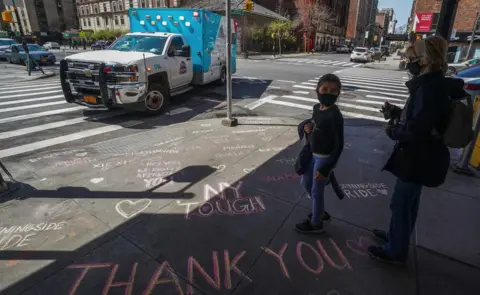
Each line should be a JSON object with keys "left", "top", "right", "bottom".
{"left": 87, "top": 18, "right": 91, "bottom": 26}
{"left": 115, "top": 15, "right": 119, "bottom": 25}
{"left": 141, "top": 0, "right": 146, "bottom": 8}
{"left": 118, "top": 1, "right": 123, "bottom": 11}
{"left": 129, "top": 0, "right": 133, "bottom": 8}
{"left": 85, "top": 6, "right": 89, "bottom": 14}
{"left": 476, "top": 20, "right": 480, "bottom": 32}
{"left": 112, "top": 2, "right": 117, "bottom": 12}
{"left": 103, "top": 4, "right": 108, "bottom": 12}
{"left": 94, "top": 4, "right": 98, "bottom": 14}
{"left": 96, "top": 17, "right": 100, "bottom": 26}
{"left": 121, "top": 15, "right": 125, "bottom": 25}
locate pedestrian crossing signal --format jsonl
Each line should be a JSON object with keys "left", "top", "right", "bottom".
{"left": 1, "top": 11, "right": 13, "bottom": 23}
{"left": 244, "top": 0, "right": 254, "bottom": 11}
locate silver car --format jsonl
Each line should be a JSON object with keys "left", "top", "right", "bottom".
{"left": 0, "top": 38, "right": 16, "bottom": 61}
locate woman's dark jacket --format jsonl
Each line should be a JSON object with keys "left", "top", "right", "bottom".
{"left": 383, "top": 71, "right": 468, "bottom": 187}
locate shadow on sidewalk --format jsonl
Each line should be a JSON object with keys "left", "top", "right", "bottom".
{"left": 0, "top": 125, "right": 478, "bottom": 295}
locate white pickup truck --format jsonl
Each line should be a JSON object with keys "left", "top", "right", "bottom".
{"left": 60, "top": 8, "right": 237, "bottom": 114}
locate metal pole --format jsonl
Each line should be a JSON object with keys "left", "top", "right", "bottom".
{"left": 436, "top": 0, "right": 458, "bottom": 41}
{"left": 221, "top": 0, "right": 238, "bottom": 127}
{"left": 466, "top": 12, "right": 479, "bottom": 60}
{"left": 452, "top": 99, "right": 480, "bottom": 175}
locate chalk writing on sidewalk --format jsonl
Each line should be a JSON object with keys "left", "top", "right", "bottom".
{"left": 65, "top": 237, "right": 369, "bottom": 295}
{"left": 275, "top": 157, "right": 297, "bottom": 166}
{"left": 138, "top": 161, "right": 182, "bottom": 189}
{"left": 339, "top": 183, "right": 388, "bottom": 199}
{"left": 93, "top": 159, "right": 134, "bottom": 171}
{"left": 258, "top": 173, "right": 301, "bottom": 182}
{"left": 28, "top": 149, "right": 86, "bottom": 163}
{"left": 0, "top": 221, "right": 67, "bottom": 250}
{"left": 177, "top": 182, "right": 266, "bottom": 219}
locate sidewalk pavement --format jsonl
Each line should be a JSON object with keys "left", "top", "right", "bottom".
{"left": 0, "top": 64, "right": 55, "bottom": 83}
{"left": 363, "top": 56, "right": 402, "bottom": 71}
{"left": 0, "top": 117, "right": 479, "bottom": 295}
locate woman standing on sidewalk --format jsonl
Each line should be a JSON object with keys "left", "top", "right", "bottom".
{"left": 368, "top": 36, "right": 467, "bottom": 263}
{"left": 296, "top": 74, "right": 344, "bottom": 234}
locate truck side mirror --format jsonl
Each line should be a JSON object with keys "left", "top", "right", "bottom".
{"left": 167, "top": 48, "right": 175, "bottom": 57}
{"left": 181, "top": 45, "right": 191, "bottom": 57}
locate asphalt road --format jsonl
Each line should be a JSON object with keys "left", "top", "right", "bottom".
{"left": 0, "top": 53, "right": 409, "bottom": 164}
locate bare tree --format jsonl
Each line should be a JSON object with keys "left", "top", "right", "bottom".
{"left": 294, "top": 0, "right": 333, "bottom": 43}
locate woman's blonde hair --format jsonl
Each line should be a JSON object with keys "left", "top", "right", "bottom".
{"left": 408, "top": 36, "right": 448, "bottom": 74}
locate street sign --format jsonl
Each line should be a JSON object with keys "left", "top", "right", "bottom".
{"left": 232, "top": 10, "right": 244, "bottom": 15}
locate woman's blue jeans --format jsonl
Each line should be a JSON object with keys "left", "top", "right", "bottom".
{"left": 384, "top": 178, "right": 423, "bottom": 261}
{"left": 301, "top": 155, "right": 330, "bottom": 225}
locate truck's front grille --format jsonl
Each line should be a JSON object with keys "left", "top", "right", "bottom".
{"left": 68, "top": 62, "right": 101, "bottom": 70}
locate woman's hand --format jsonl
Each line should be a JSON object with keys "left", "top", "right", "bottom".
{"left": 314, "top": 171, "right": 325, "bottom": 180}
{"left": 304, "top": 123, "right": 313, "bottom": 134}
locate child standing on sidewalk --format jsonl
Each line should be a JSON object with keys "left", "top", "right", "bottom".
{"left": 296, "top": 74, "right": 345, "bottom": 234}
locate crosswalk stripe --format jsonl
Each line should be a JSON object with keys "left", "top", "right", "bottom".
{"left": 0, "top": 82, "right": 60, "bottom": 91}
{"left": 293, "top": 90, "right": 310, "bottom": 94}
{"left": 277, "top": 80, "right": 296, "bottom": 83}
{"left": 342, "top": 63, "right": 355, "bottom": 66}
{"left": 352, "top": 64, "right": 363, "bottom": 68}
{"left": 0, "top": 101, "right": 66, "bottom": 113}
{"left": 337, "top": 74, "right": 406, "bottom": 83}
{"left": 346, "top": 98, "right": 404, "bottom": 107}
{"left": 341, "top": 79, "right": 407, "bottom": 90}
{"left": 0, "top": 90, "right": 61, "bottom": 100}
{"left": 267, "top": 99, "right": 311, "bottom": 110}
{"left": 0, "top": 111, "right": 125, "bottom": 140}
{"left": 331, "top": 61, "right": 346, "bottom": 65}
{"left": 338, "top": 76, "right": 407, "bottom": 87}
{"left": 293, "top": 85, "right": 315, "bottom": 90}
{"left": 0, "top": 85, "right": 62, "bottom": 95}
{"left": 301, "top": 82, "right": 317, "bottom": 86}
{"left": 0, "top": 106, "right": 85, "bottom": 124}
{"left": 282, "top": 95, "right": 380, "bottom": 112}
{"left": 0, "top": 121, "right": 142, "bottom": 158}
{"left": 342, "top": 82, "right": 408, "bottom": 93}
{"left": 341, "top": 111, "right": 384, "bottom": 122}
{"left": 365, "top": 94, "right": 405, "bottom": 102}
{"left": 357, "top": 89, "right": 409, "bottom": 98}
{"left": 0, "top": 95, "right": 64, "bottom": 106}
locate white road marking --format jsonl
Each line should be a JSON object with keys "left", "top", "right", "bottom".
{"left": 344, "top": 98, "right": 404, "bottom": 107}
{"left": 293, "top": 90, "right": 310, "bottom": 94}
{"left": 365, "top": 95, "right": 406, "bottom": 102}
{"left": 357, "top": 89, "right": 409, "bottom": 98}
{"left": 337, "top": 76, "right": 407, "bottom": 88}
{"left": 267, "top": 85, "right": 281, "bottom": 89}
{"left": 0, "top": 106, "right": 86, "bottom": 124}
{"left": 0, "top": 82, "right": 60, "bottom": 91}
{"left": 283, "top": 95, "right": 316, "bottom": 102}
{"left": 0, "top": 121, "right": 142, "bottom": 158}
{"left": 166, "top": 107, "right": 193, "bottom": 115}
{"left": 277, "top": 80, "right": 296, "bottom": 83}
{"left": 301, "top": 82, "right": 317, "bottom": 86}
{"left": 338, "top": 74, "right": 406, "bottom": 83}
{"left": 0, "top": 85, "right": 60, "bottom": 94}
{"left": 293, "top": 85, "right": 315, "bottom": 90}
{"left": 342, "top": 63, "right": 355, "bottom": 66}
{"left": 244, "top": 95, "right": 278, "bottom": 110}
{"left": 0, "top": 90, "right": 61, "bottom": 100}
{"left": 341, "top": 79, "right": 408, "bottom": 90}
{"left": 352, "top": 64, "right": 363, "bottom": 67}
{"left": 0, "top": 111, "right": 124, "bottom": 139}
{"left": 342, "top": 82, "right": 409, "bottom": 93}
{"left": 0, "top": 101, "right": 65, "bottom": 113}
{"left": 0, "top": 95, "right": 64, "bottom": 106}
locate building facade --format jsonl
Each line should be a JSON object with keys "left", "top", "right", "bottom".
{"left": 314, "top": 0, "right": 350, "bottom": 50}
{"left": 376, "top": 8, "right": 393, "bottom": 37}
{"left": 408, "top": 0, "right": 480, "bottom": 62}
{"left": 77, "top": 0, "right": 169, "bottom": 31}
{"left": 4, "top": 3, "right": 33, "bottom": 34}
{"left": 346, "top": 0, "right": 371, "bottom": 46}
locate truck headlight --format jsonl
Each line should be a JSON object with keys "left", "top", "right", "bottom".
{"left": 127, "top": 65, "right": 138, "bottom": 72}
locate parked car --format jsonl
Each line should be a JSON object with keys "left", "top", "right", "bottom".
{"left": 4, "top": 44, "right": 56, "bottom": 65}
{"left": 336, "top": 44, "right": 350, "bottom": 53}
{"left": 453, "top": 66, "right": 480, "bottom": 110}
{"left": 43, "top": 42, "right": 61, "bottom": 50}
{"left": 350, "top": 47, "right": 371, "bottom": 62}
{"left": 91, "top": 41, "right": 109, "bottom": 50}
{"left": 0, "top": 38, "right": 16, "bottom": 61}
{"left": 446, "top": 58, "right": 480, "bottom": 76}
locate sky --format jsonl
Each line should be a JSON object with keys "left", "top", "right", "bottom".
{"left": 378, "top": 0, "right": 414, "bottom": 28}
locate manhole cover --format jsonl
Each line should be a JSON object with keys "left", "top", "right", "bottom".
{"left": 340, "top": 93, "right": 356, "bottom": 98}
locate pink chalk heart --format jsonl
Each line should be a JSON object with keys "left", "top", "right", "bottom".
{"left": 346, "top": 236, "right": 376, "bottom": 256}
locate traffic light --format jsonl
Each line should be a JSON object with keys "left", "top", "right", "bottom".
{"left": 244, "top": 0, "right": 254, "bottom": 11}
{"left": 1, "top": 11, "right": 13, "bottom": 23}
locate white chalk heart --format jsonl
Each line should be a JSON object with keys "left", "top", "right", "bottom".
{"left": 76, "top": 152, "right": 88, "bottom": 157}
{"left": 243, "top": 168, "right": 256, "bottom": 174}
{"left": 201, "top": 123, "right": 211, "bottom": 127}
{"left": 377, "top": 189, "right": 388, "bottom": 195}
{"left": 214, "top": 165, "right": 226, "bottom": 172}
{"left": 115, "top": 199, "right": 152, "bottom": 219}
{"left": 90, "top": 178, "right": 104, "bottom": 184}
{"left": 262, "top": 137, "right": 272, "bottom": 141}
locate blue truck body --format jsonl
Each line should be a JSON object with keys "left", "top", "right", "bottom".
{"left": 129, "top": 8, "right": 237, "bottom": 84}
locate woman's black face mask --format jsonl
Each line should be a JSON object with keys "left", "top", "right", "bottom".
{"left": 406, "top": 61, "right": 422, "bottom": 76}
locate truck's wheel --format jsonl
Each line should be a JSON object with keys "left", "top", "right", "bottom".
{"left": 216, "top": 66, "right": 226, "bottom": 85}
{"left": 143, "top": 83, "right": 170, "bottom": 115}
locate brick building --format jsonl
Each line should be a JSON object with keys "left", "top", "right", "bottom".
{"left": 408, "top": 0, "right": 480, "bottom": 62}
{"left": 346, "top": 0, "right": 371, "bottom": 46}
